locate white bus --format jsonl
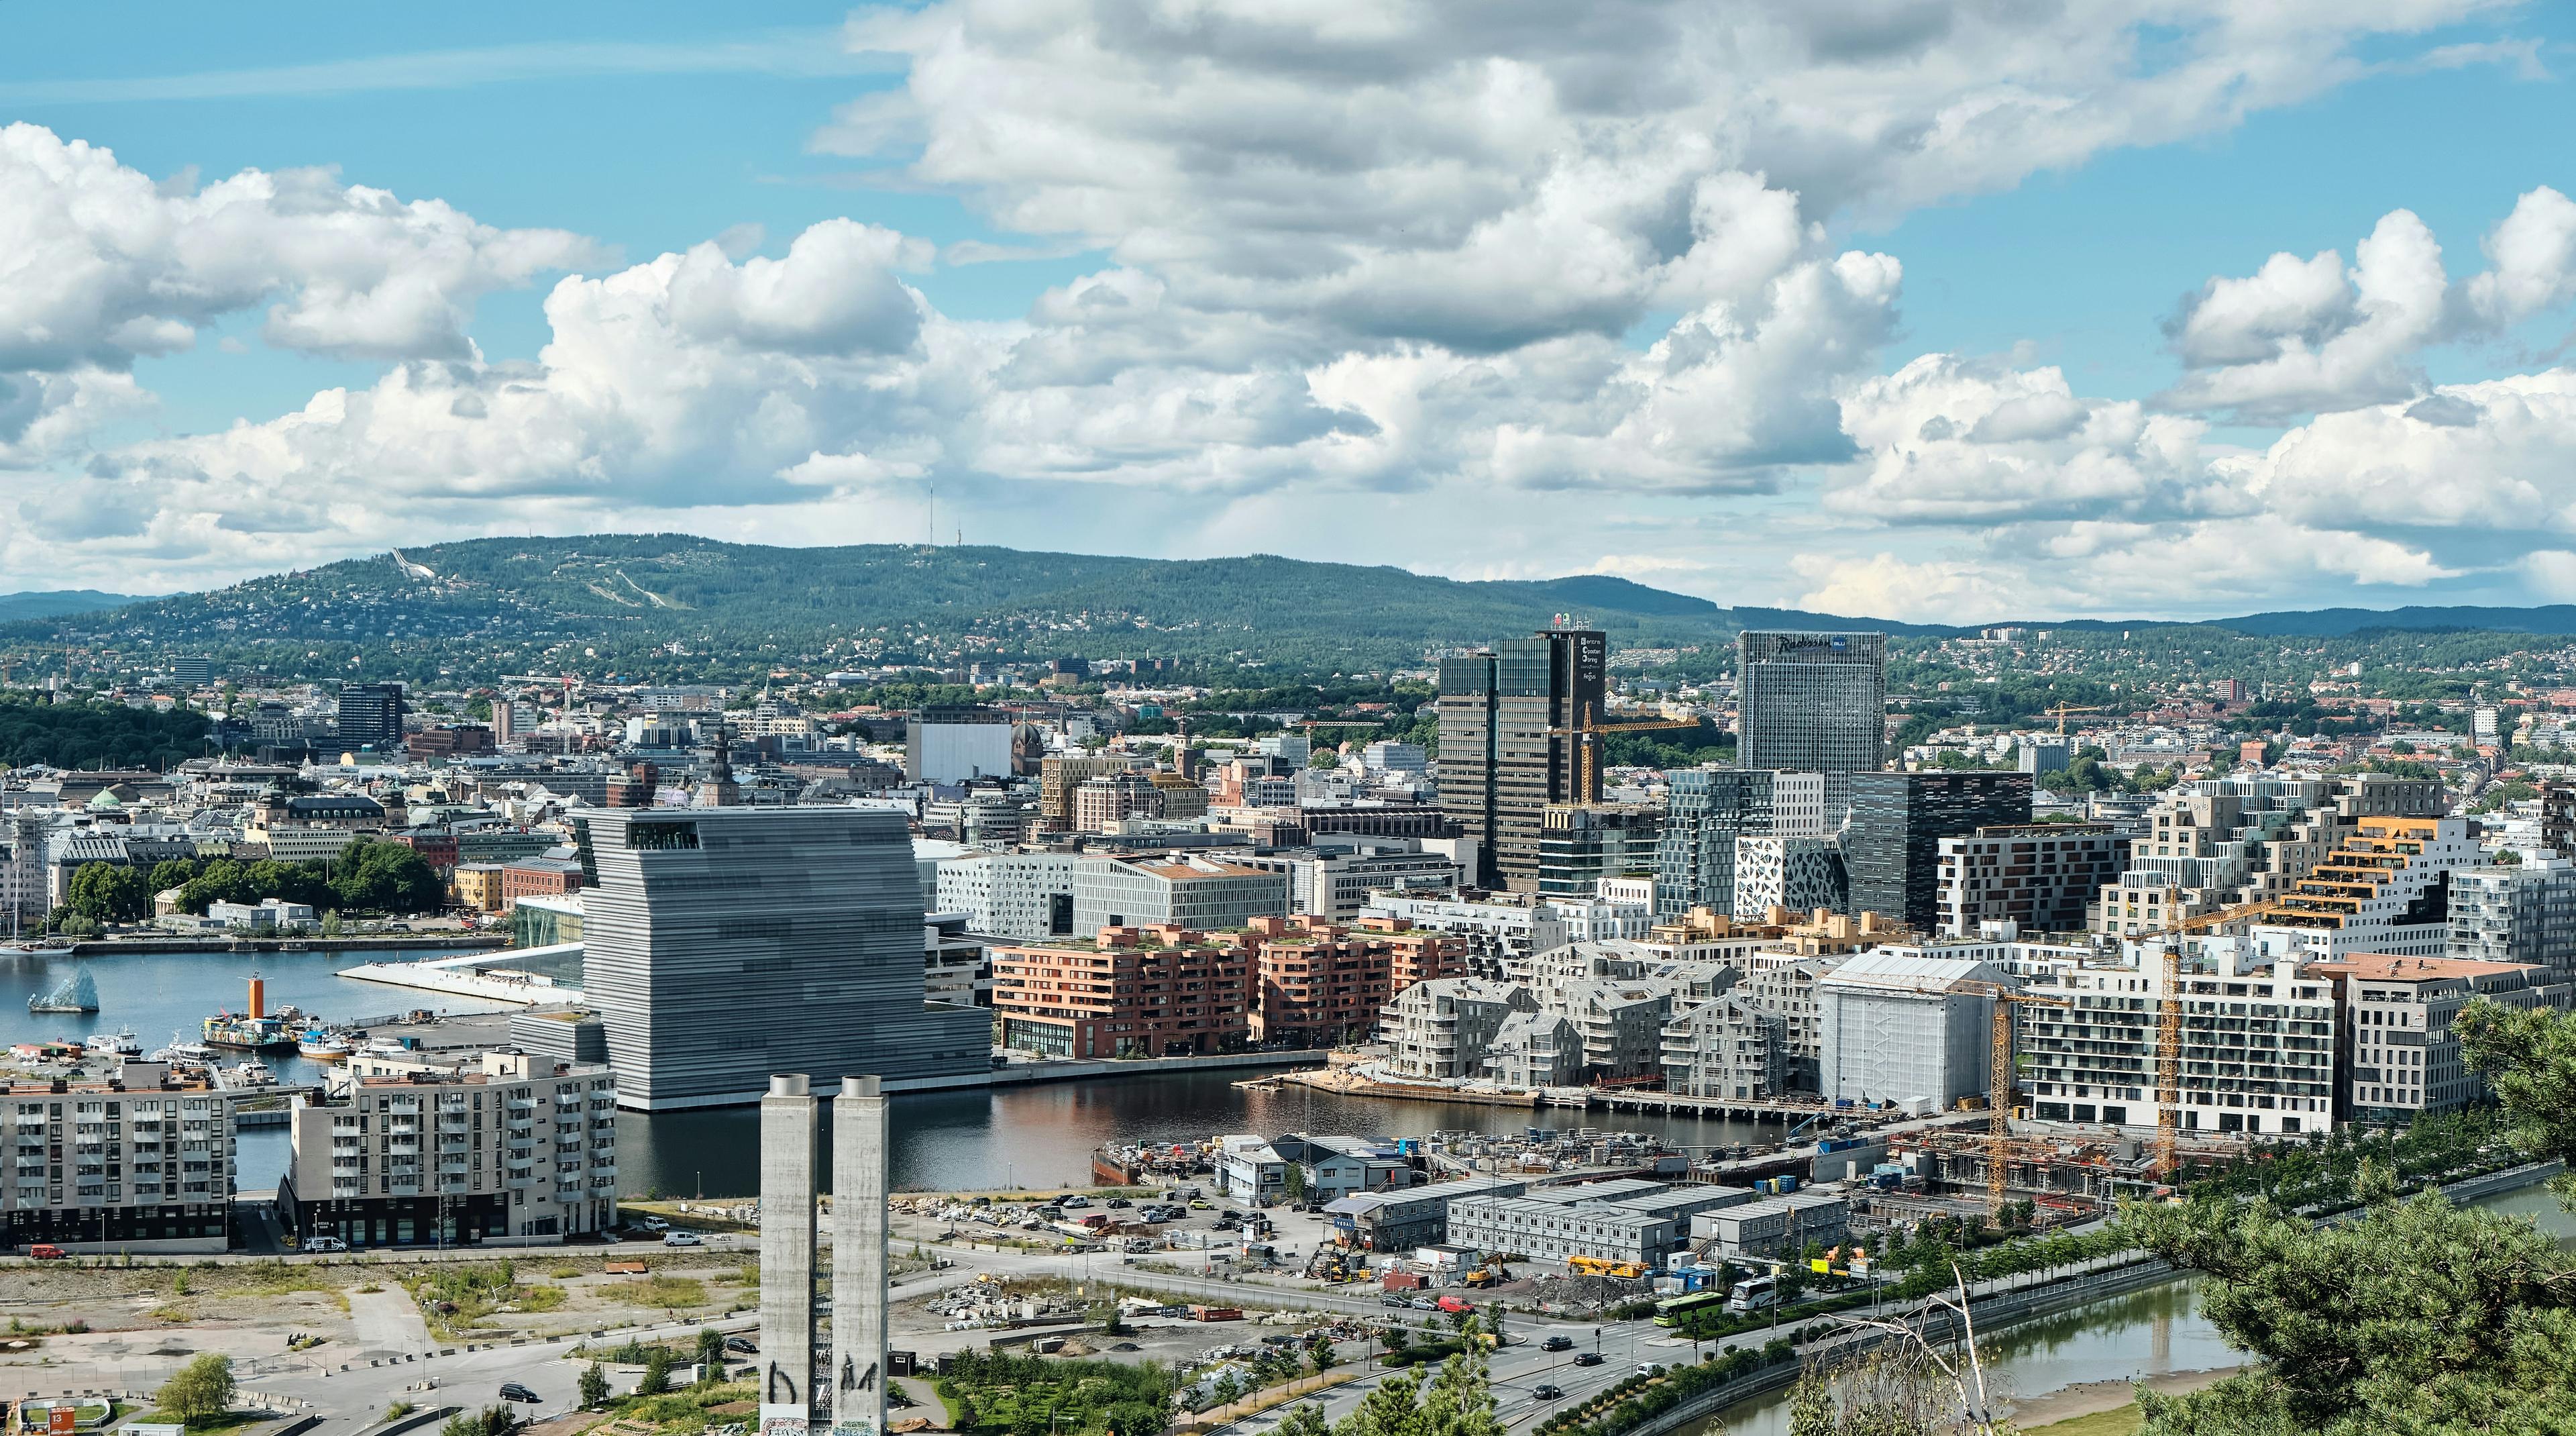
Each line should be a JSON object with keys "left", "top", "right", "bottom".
{"left": 1723, "top": 1275, "right": 1778, "bottom": 1315}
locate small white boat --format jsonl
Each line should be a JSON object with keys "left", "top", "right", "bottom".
{"left": 358, "top": 1037, "right": 411, "bottom": 1059}
{"left": 227, "top": 1059, "right": 278, "bottom": 1088}
{"left": 85, "top": 1028, "right": 143, "bottom": 1056}
{"left": 155, "top": 1033, "right": 218, "bottom": 1065}
{"left": 297, "top": 1031, "right": 352, "bottom": 1061}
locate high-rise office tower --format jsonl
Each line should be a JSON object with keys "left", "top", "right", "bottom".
{"left": 1654, "top": 769, "right": 1774, "bottom": 919}
{"left": 1437, "top": 629, "right": 1606, "bottom": 891}
{"left": 1735, "top": 631, "right": 1886, "bottom": 815}
{"left": 574, "top": 807, "right": 989, "bottom": 1109}
{"left": 335, "top": 681, "right": 407, "bottom": 748}
{"left": 758, "top": 1074, "right": 818, "bottom": 1417}
{"left": 830, "top": 1076, "right": 891, "bottom": 1436}
{"left": 1845, "top": 771, "right": 2032, "bottom": 930}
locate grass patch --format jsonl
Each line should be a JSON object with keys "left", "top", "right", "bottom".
{"left": 148, "top": 1306, "right": 190, "bottom": 1324}
{"left": 620, "top": 1276, "right": 708, "bottom": 1310}
{"left": 2027, "top": 1406, "right": 2141, "bottom": 1436}
{"left": 408, "top": 1260, "right": 565, "bottom": 1338}
{"left": 551, "top": 1266, "right": 584, "bottom": 1280}
{"left": 608, "top": 1378, "right": 761, "bottom": 1434}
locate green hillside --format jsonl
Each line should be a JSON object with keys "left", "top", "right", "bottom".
{"left": 5, "top": 535, "right": 1848, "bottom": 687}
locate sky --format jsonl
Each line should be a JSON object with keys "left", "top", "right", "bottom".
{"left": 3, "top": 1, "right": 2575, "bottom": 623}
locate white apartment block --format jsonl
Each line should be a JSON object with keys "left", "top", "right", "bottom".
{"left": 2018, "top": 944, "right": 2337, "bottom": 1137}
{"left": 2, "top": 1063, "right": 233, "bottom": 1254}
{"left": 1660, "top": 994, "right": 1786, "bottom": 1098}
{"left": 283, "top": 1053, "right": 619, "bottom": 1248}
{"left": 2307, "top": 955, "right": 2575, "bottom": 1122}
{"left": 936, "top": 850, "right": 1078, "bottom": 939}
{"left": 1378, "top": 978, "right": 1536, "bottom": 1079}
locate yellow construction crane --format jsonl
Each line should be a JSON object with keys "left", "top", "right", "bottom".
{"left": 1547, "top": 702, "right": 1702, "bottom": 799}
{"left": 2039, "top": 703, "right": 2107, "bottom": 735}
{"left": 1955, "top": 980, "right": 2071, "bottom": 1216}
{"left": 2136, "top": 892, "right": 2291, "bottom": 1181}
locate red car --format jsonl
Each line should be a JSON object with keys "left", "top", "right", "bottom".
{"left": 1436, "top": 1295, "right": 1474, "bottom": 1315}
{"left": 27, "top": 1244, "right": 66, "bottom": 1260}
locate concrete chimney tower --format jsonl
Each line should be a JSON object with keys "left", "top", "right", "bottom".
{"left": 830, "top": 1076, "right": 890, "bottom": 1436}
{"left": 759, "top": 1074, "right": 819, "bottom": 1422}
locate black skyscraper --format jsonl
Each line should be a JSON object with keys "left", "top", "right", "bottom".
{"left": 1436, "top": 628, "right": 1606, "bottom": 891}
{"left": 1845, "top": 771, "right": 2033, "bottom": 929}
{"left": 335, "top": 682, "right": 407, "bottom": 749}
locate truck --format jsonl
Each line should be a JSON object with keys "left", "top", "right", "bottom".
{"left": 1189, "top": 1306, "right": 1244, "bottom": 1322}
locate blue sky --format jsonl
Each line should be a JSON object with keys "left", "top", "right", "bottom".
{"left": 4, "top": 2, "right": 2575, "bottom": 620}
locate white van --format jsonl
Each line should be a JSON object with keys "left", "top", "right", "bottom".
{"left": 1723, "top": 1276, "right": 1778, "bottom": 1315}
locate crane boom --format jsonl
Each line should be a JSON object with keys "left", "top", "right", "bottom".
{"left": 1545, "top": 702, "right": 1703, "bottom": 799}
{"left": 2141, "top": 891, "right": 2290, "bottom": 1180}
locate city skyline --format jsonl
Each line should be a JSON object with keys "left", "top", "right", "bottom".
{"left": 0, "top": 3, "right": 2572, "bottom": 620}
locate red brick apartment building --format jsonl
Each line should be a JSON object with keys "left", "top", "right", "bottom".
{"left": 991, "top": 926, "right": 1253, "bottom": 1059}
{"left": 1246, "top": 916, "right": 1464, "bottom": 1046}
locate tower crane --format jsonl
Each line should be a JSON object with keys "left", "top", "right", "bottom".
{"left": 1953, "top": 979, "right": 2072, "bottom": 1216}
{"left": 1546, "top": 702, "right": 1703, "bottom": 800}
{"left": 2133, "top": 891, "right": 2292, "bottom": 1180}
{"left": 2037, "top": 703, "right": 2107, "bottom": 736}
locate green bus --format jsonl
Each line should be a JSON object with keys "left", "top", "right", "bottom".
{"left": 1652, "top": 1290, "right": 1727, "bottom": 1327}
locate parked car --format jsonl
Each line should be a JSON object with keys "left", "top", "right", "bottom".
{"left": 301, "top": 1235, "right": 348, "bottom": 1253}
{"left": 663, "top": 1231, "right": 704, "bottom": 1247}
{"left": 1381, "top": 1294, "right": 1413, "bottom": 1308}
{"left": 1532, "top": 1386, "right": 1564, "bottom": 1401}
{"left": 969, "top": 1195, "right": 991, "bottom": 1207}
{"left": 726, "top": 1337, "right": 759, "bottom": 1355}
{"left": 639, "top": 1217, "right": 670, "bottom": 1231}
{"left": 26, "top": 1244, "right": 66, "bottom": 1261}
{"left": 1542, "top": 1335, "right": 1574, "bottom": 1352}
{"left": 1189, "top": 1199, "right": 1212, "bottom": 1210}
{"left": 1409, "top": 1297, "right": 1439, "bottom": 1311}
{"left": 1104, "top": 1197, "right": 1131, "bottom": 1208}
{"left": 1572, "top": 1353, "right": 1604, "bottom": 1367}
{"left": 499, "top": 1383, "right": 541, "bottom": 1404}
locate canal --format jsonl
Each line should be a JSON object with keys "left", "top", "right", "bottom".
{"left": 1684, "top": 1183, "right": 2576, "bottom": 1434}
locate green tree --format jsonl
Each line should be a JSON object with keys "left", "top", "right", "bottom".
{"left": 154, "top": 1353, "right": 237, "bottom": 1425}
{"left": 1337, "top": 1340, "right": 1505, "bottom": 1436}
{"left": 2119, "top": 996, "right": 2576, "bottom": 1435}
{"left": 1275, "top": 1404, "right": 1332, "bottom": 1436}
{"left": 694, "top": 1326, "right": 727, "bottom": 1384}
{"left": 636, "top": 1346, "right": 673, "bottom": 1397}
{"left": 579, "top": 1361, "right": 610, "bottom": 1408}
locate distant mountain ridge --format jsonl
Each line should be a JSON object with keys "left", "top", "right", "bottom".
{"left": 12, "top": 536, "right": 2576, "bottom": 685}
{"left": 0, "top": 590, "right": 144, "bottom": 625}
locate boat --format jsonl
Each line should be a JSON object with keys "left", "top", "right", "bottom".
{"left": 155, "top": 1034, "right": 218, "bottom": 1066}
{"left": 227, "top": 1059, "right": 278, "bottom": 1088}
{"left": 297, "top": 1030, "right": 352, "bottom": 1061}
{"left": 85, "top": 1028, "right": 142, "bottom": 1056}
{"left": 28, "top": 970, "right": 99, "bottom": 1014}
{"left": 203, "top": 973, "right": 297, "bottom": 1052}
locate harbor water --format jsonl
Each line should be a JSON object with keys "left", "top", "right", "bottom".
{"left": 0, "top": 945, "right": 519, "bottom": 1182}
{"left": 1, "top": 947, "right": 1783, "bottom": 1195}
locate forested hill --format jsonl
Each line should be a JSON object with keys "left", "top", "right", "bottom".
{"left": 3, "top": 535, "right": 1918, "bottom": 686}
